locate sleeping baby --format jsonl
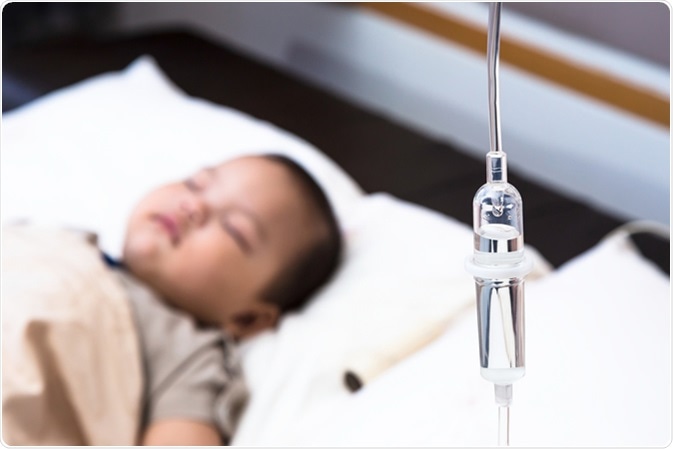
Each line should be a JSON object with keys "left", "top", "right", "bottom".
{"left": 117, "top": 153, "right": 342, "bottom": 445}
{"left": 2, "top": 154, "right": 342, "bottom": 446}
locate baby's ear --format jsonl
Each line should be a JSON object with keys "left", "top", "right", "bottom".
{"left": 226, "top": 303, "right": 279, "bottom": 340}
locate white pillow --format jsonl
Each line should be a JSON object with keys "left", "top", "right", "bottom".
{"left": 1, "top": 56, "right": 363, "bottom": 258}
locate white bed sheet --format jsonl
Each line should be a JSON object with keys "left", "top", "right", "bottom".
{"left": 232, "top": 192, "right": 551, "bottom": 444}
{"left": 234, "top": 231, "right": 670, "bottom": 447}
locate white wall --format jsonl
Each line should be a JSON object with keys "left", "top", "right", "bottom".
{"left": 114, "top": 2, "right": 670, "bottom": 226}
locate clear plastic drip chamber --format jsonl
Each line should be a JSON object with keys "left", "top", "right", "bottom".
{"left": 473, "top": 151, "right": 524, "bottom": 267}
{"left": 466, "top": 150, "right": 531, "bottom": 385}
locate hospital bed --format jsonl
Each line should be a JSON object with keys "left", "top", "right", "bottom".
{"left": 2, "top": 30, "right": 670, "bottom": 446}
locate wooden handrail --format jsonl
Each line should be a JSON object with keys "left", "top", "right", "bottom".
{"left": 361, "top": 2, "right": 669, "bottom": 128}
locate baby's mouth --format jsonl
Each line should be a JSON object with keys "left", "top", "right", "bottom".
{"left": 152, "top": 213, "right": 181, "bottom": 245}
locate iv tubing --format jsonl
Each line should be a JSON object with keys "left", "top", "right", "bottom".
{"left": 487, "top": 3, "right": 515, "bottom": 435}
{"left": 487, "top": 2, "right": 503, "bottom": 155}
{"left": 498, "top": 405, "right": 510, "bottom": 446}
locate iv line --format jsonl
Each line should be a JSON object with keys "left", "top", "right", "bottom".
{"left": 466, "top": 2, "right": 529, "bottom": 446}
{"left": 498, "top": 405, "right": 510, "bottom": 446}
{"left": 486, "top": 2, "right": 507, "bottom": 186}
{"left": 488, "top": 3, "right": 512, "bottom": 446}
{"left": 487, "top": 2, "right": 503, "bottom": 155}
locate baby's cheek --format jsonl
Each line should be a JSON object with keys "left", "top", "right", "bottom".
{"left": 172, "top": 232, "right": 241, "bottom": 289}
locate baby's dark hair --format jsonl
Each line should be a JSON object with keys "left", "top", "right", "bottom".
{"left": 259, "top": 154, "right": 343, "bottom": 313}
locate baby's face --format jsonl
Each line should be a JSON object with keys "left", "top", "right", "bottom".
{"left": 123, "top": 156, "right": 320, "bottom": 338}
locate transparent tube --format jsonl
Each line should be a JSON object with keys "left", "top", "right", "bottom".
{"left": 498, "top": 405, "right": 510, "bottom": 446}
{"left": 488, "top": 2, "right": 502, "bottom": 155}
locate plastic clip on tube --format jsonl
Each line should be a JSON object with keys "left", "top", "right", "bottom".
{"left": 464, "top": 2, "right": 533, "bottom": 440}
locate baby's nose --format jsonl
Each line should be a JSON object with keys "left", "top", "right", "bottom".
{"left": 180, "top": 197, "right": 208, "bottom": 227}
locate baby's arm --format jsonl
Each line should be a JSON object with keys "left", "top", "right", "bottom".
{"left": 141, "top": 419, "right": 221, "bottom": 446}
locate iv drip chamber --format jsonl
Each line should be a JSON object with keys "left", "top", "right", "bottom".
{"left": 465, "top": 150, "right": 533, "bottom": 388}
{"left": 472, "top": 151, "right": 527, "bottom": 270}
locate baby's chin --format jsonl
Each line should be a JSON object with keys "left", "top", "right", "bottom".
{"left": 122, "top": 233, "right": 186, "bottom": 307}
{"left": 122, "top": 231, "right": 164, "bottom": 281}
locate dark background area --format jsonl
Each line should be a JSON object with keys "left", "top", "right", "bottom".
{"left": 3, "top": 2, "right": 669, "bottom": 67}
{"left": 2, "top": 3, "right": 116, "bottom": 48}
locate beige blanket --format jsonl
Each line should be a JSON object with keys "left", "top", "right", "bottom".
{"left": 2, "top": 225, "right": 143, "bottom": 445}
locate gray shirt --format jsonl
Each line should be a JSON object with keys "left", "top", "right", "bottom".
{"left": 113, "top": 269, "right": 248, "bottom": 443}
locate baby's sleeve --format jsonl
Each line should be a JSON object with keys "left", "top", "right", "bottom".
{"left": 145, "top": 329, "right": 248, "bottom": 443}
{"left": 119, "top": 270, "right": 248, "bottom": 442}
